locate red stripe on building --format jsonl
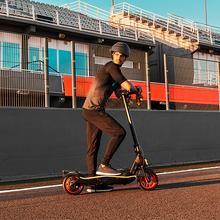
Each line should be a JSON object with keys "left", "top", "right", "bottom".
{"left": 63, "top": 76, "right": 219, "bottom": 105}
{"left": 169, "top": 84, "right": 219, "bottom": 105}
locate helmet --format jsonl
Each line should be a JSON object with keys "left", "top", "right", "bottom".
{"left": 110, "top": 42, "right": 130, "bottom": 57}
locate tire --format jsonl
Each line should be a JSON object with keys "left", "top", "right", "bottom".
{"left": 62, "top": 175, "right": 84, "bottom": 195}
{"left": 138, "top": 169, "right": 158, "bottom": 190}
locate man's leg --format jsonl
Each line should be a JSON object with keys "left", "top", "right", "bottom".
{"left": 85, "top": 111, "right": 126, "bottom": 165}
{"left": 83, "top": 109, "right": 126, "bottom": 175}
{"left": 86, "top": 121, "right": 102, "bottom": 176}
{"left": 98, "top": 113, "right": 126, "bottom": 166}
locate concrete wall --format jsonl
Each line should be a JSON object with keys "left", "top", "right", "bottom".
{"left": 0, "top": 108, "right": 220, "bottom": 181}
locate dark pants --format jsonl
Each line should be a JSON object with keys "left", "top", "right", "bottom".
{"left": 82, "top": 109, "right": 126, "bottom": 176}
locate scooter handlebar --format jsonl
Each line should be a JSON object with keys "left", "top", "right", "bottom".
{"left": 115, "top": 86, "right": 143, "bottom": 106}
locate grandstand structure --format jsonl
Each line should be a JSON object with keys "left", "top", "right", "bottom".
{"left": 0, "top": 0, "right": 154, "bottom": 43}
{"left": 109, "top": 2, "right": 220, "bottom": 110}
{"left": 0, "top": 0, "right": 220, "bottom": 110}
{"left": 111, "top": 2, "right": 220, "bottom": 51}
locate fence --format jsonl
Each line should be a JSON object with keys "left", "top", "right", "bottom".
{"left": 0, "top": 30, "right": 152, "bottom": 109}
{"left": 1, "top": 30, "right": 220, "bottom": 110}
{"left": 0, "top": 31, "right": 72, "bottom": 108}
{"left": 0, "top": 32, "right": 45, "bottom": 107}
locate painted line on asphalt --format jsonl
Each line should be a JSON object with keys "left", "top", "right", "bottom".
{"left": 157, "top": 165, "right": 220, "bottom": 175}
{"left": 0, "top": 184, "right": 62, "bottom": 194}
{"left": 0, "top": 166, "right": 219, "bottom": 194}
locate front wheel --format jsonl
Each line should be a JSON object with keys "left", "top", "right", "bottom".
{"left": 138, "top": 169, "right": 158, "bottom": 190}
{"left": 62, "top": 175, "right": 84, "bottom": 195}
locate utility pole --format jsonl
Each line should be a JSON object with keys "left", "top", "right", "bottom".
{"left": 204, "top": 0, "right": 208, "bottom": 26}
{"left": 111, "top": 0, "right": 115, "bottom": 15}
{"left": 44, "top": 37, "right": 49, "bottom": 107}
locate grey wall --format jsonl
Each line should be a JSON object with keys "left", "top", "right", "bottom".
{"left": 0, "top": 108, "right": 220, "bottom": 181}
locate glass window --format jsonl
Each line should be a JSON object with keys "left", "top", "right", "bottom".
{"left": 48, "top": 48, "right": 57, "bottom": 73}
{"left": 39, "top": 42, "right": 89, "bottom": 76}
{"left": 2, "top": 42, "right": 20, "bottom": 69}
{"left": 28, "top": 47, "right": 40, "bottom": 71}
{"left": 193, "top": 52, "right": 219, "bottom": 86}
{"left": 95, "top": 56, "right": 111, "bottom": 65}
{"left": 59, "top": 50, "right": 71, "bottom": 74}
{"left": 75, "top": 43, "right": 89, "bottom": 76}
{"left": 75, "top": 52, "right": 88, "bottom": 76}
{"left": 94, "top": 56, "right": 133, "bottom": 68}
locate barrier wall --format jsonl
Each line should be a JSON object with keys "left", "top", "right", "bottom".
{"left": 0, "top": 108, "right": 220, "bottom": 181}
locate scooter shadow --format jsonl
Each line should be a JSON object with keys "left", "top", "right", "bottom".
{"left": 82, "top": 178, "right": 220, "bottom": 195}
{"left": 81, "top": 186, "right": 140, "bottom": 195}
{"left": 157, "top": 178, "right": 220, "bottom": 191}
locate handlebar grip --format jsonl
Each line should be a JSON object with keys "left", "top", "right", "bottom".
{"left": 115, "top": 87, "right": 143, "bottom": 105}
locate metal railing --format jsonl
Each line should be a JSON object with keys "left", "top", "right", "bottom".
{"left": 0, "top": 32, "right": 64, "bottom": 108}
{"left": 0, "top": 68, "right": 45, "bottom": 107}
{"left": 0, "top": 63, "right": 64, "bottom": 108}
{"left": 0, "top": 0, "right": 154, "bottom": 43}
{"left": 112, "top": 2, "right": 220, "bottom": 47}
{"left": 62, "top": 0, "right": 109, "bottom": 21}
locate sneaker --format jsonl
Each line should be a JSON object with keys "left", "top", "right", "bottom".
{"left": 96, "top": 164, "right": 121, "bottom": 176}
{"left": 87, "top": 185, "right": 113, "bottom": 193}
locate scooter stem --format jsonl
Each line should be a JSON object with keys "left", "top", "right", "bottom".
{"left": 121, "top": 94, "right": 139, "bottom": 148}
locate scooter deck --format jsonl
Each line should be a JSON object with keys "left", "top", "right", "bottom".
{"left": 62, "top": 169, "right": 133, "bottom": 178}
{"left": 79, "top": 175, "right": 136, "bottom": 186}
{"left": 63, "top": 170, "right": 136, "bottom": 186}
{"left": 80, "top": 175, "right": 136, "bottom": 180}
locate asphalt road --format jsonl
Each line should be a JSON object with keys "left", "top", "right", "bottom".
{"left": 0, "top": 165, "right": 219, "bottom": 220}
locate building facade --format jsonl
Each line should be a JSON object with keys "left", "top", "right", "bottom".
{"left": 1, "top": 0, "right": 220, "bottom": 110}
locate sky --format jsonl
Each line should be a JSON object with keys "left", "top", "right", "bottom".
{"left": 34, "top": 0, "right": 220, "bottom": 28}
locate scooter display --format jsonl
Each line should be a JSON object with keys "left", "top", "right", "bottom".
{"left": 62, "top": 89, "right": 158, "bottom": 195}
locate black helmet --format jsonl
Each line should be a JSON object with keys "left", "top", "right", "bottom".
{"left": 111, "top": 42, "right": 130, "bottom": 57}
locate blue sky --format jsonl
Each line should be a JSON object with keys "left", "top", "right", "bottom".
{"left": 34, "top": 0, "right": 220, "bottom": 27}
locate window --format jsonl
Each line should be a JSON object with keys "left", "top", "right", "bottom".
{"left": 48, "top": 48, "right": 57, "bottom": 73}
{"left": 123, "top": 60, "right": 133, "bottom": 69}
{"left": 75, "top": 43, "right": 89, "bottom": 76}
{"left": 59, "top": 50, "right": 71, "bottom": 74}
{"left": 28, "top": 36, "right": 44, "bottom": 72}
{"left": 75, "top": 52, "right": 88, "bottom": 76}
{"left": 94, "top": 56, "right": 133, "bottom": 68}
{"left": 2, "top": 42, "right": 20, "bottom": 69}
{"left": 28, "top": 39, "right": 89, "bottom": 76}
{"left": 41, "top": 48, "right": 59, "bottom": 74}
{"left": 95, "top": 56, "right": 111, "bottom": 65}
{"left": 193, "top": 53, "right": 219, "bottom": 86}
{"left": 28, "top": 47, "right": 40, "bottom": 71}
{"left": 0, "top": 32, "right": 21, "bottom": 69}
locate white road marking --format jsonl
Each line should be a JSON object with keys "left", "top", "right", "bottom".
{"left": 0, "top": 166, "right": 219, "bottom": 194}
{"left": 0, "top": 184, "right": 62, "bottom": 194}
{"left": 157, "top": 166, "right": 220, "bottom": 175}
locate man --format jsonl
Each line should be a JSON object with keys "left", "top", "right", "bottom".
{"left": 82, "top": 42, "right": 137, "bottom": 192}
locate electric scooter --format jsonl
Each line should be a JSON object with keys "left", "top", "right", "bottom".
{"left": 62, "top": 89, "right": 158, "bottom": 195}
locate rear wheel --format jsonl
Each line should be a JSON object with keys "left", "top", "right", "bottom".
{"left": 62, "top": 175, "right": 84, "bottom": 195}
{"left": 138, "top": 169, "right": 158, "bottom": 190}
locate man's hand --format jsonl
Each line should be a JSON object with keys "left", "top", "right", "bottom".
{"left": 120, "top": 80, "right": 134, "bottom": 92}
